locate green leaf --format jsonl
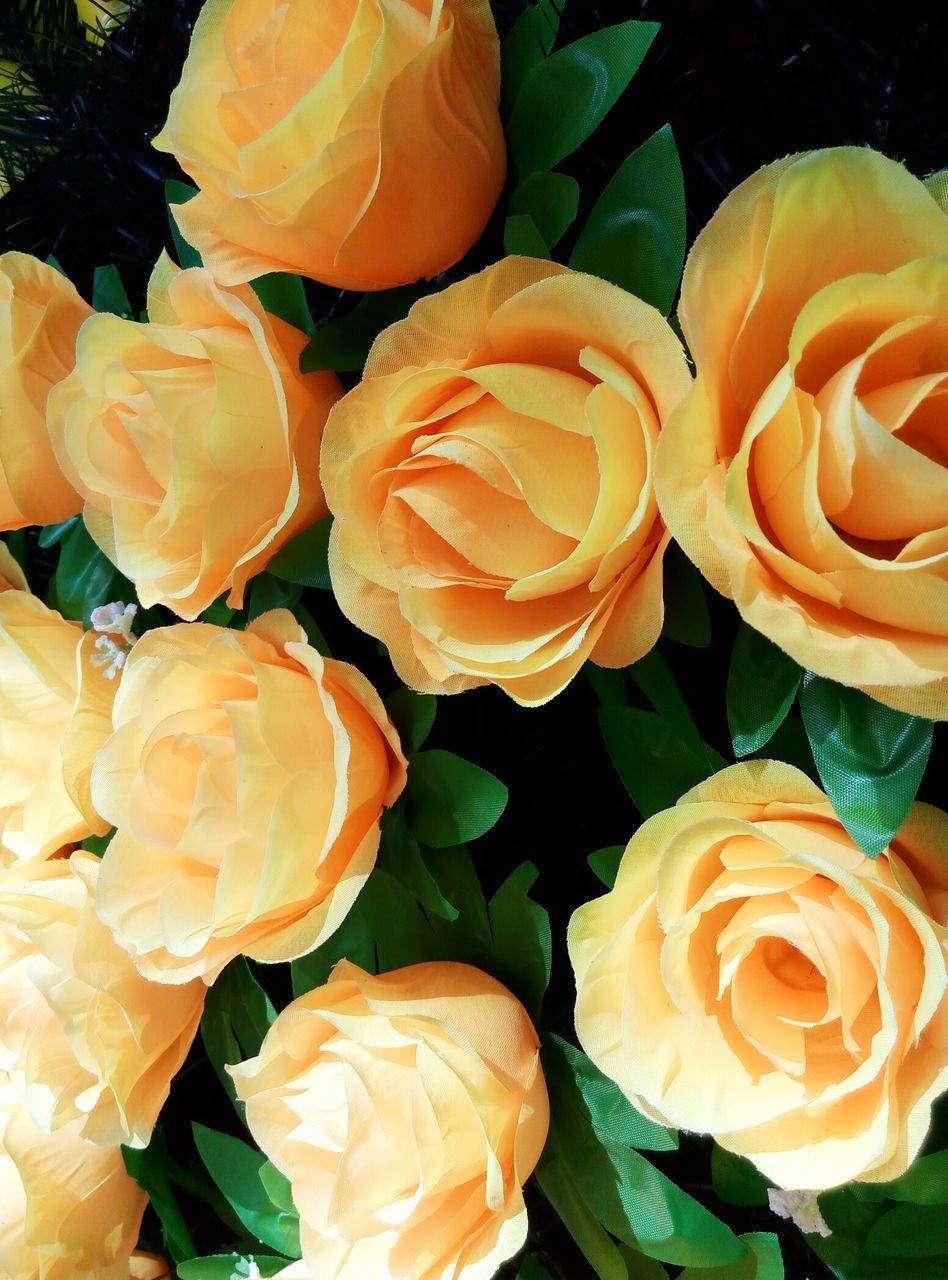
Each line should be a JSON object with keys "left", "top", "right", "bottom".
{"left": 378, "top": 810, "right": 460, "bottom": 923}
{"left": 587, "top": 844, "right": 624, "bottom": 888}
{"left": 585, "top": 664, "right": 627, "bottom": 706}
{"left": 758, "top": 713, "right": 817, "bottom": 779}
{"left": 503, "top": 212, "right": 552, "bottom": 258}
{"left": 266, "top": 515, "right": 332, "bottom": 589}
{"left": 201, "top": 595, "right": 237, "bottom": 627}
{"left": 293, "top": 603, "right": 331, "bottom": 656}
{"left": 727, "top": 624, "right": 802, "bottom": 757}
{"left": 710, "top": 1145, "right": 770, "bottom": 1207}
{"left": 516, "top": 1257, "right": 556, "bottom": 1280}
{"left": 300, "top": 285, "right": 428, "bottom": 374}
{"left": 856, "top": 1149, "right": 948, "bottom": 1205}
{"left": 620, "top": 1249, "right": 670, "bottom": 1279}
{"left": 92, "top": 263, "right": 132, "bottom": 317}
{"left": 53, "top": 519, "right": 123, "bottom": 624}
{"left": 799, "top": 674, "right": 933, "bottom": 858}
{"left": 384, "top": 687, "right": 436, "bottom": 755}
{"left": 37, "top": 515, "right": 79, "bottom": 549}
{"left": 678, "top": 1232, "right": 783, "bottom": 1280}
{"left": 405, "top": 750, "right": 508, "bottom": 847}
{"left": 599, "top": 705, "right": 720, "bottom": 817}
{"left": 165, "top": 179, "right": 202, "bottom": 269}
{"left": 570, "top": 125, "right": 686, "bottom": 315}
{"left": 501, "top": 0, "right": 563, "bottom": 116}
{"left": 508, "top": 170, "right": 580, "bottom": 249}
{"left": 192, "top": 1123, "right": 300, "bottom": 1257}
{"left": 201, "top": 958, "right": 276, "bottom": 1109}
{"left": 176, "top": 1255, "right": 291, "bottom": 1280}
{"left": 291, "top": 897, "right": 377, "bottom": 996}
{"left": 867, "top": 1203, "right": 948, "bottom": 1257}
{"left": 247, "top": 573, "right": 302, "bottom": 620}
{"left": 79, "top": 829, "right": 113, "bottom": 857}
{"left": 661, "top": 544, "right": 711, "bottom": 648}
{"left": 628, "top": 649, "right": 720, "bottom": 767}
{"left": 488, "top": 862, "right": 552, "bottom": 1018}
{"left": 508, "top": 21, "right": 659, "bottom": 175}
{"left": 250, "top": 272, "right": 313, "bottom": 334}
{"left": 542, "top": 1035, "right": 744, "bottom": 1268}
{"left": 549, "top": 1036, "right": 677, "bottom": 1152}
{"left": 258, "top": 1162, "right": 295, "bottom": 1215}
{"left": 123, "top": 1138, "right": 196, "bottom": 1263}
{"left": 536, "top": 1142, "right": 630, "bottom": 1280}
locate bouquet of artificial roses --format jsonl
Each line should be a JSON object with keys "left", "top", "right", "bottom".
{"left": 0, "top": 2, "right": 945, "bottom": 1279}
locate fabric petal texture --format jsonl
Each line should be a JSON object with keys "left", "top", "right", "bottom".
{"left": 91, "top": 610, "right": 407, "bottom": 984}
{"left": 230, "top": 959, "right": 549, "bottom": 1280}
{"left": 321, "top": 256, "right": 692, "bottom": 705}
{"left": 655, "top": 148, "right": 948, "bottom": 718}
{"left": 153, "top": 0, "right": 506, "bottom": 290}
{"left": 569, "top": 760, "right": 948, "bottom": 1191}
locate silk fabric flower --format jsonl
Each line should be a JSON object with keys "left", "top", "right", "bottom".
{"left": 569, "top": 760, "right": 948, "bottom": 1190}
{"left": 0, "top": 1079, "right": 147, "bottom": 1280}
{"left": 0, "top": 252, "right": 90, "bottom": 530}
{"left": 655, "top": 148, "right": 948, "bottom": 719}
{"left": 0, "top": 852, "right": 205, "bottom": 1148}
{"left": 321, "top": 257, "right": 692, "bottom": 706}
{"left": 91, "top": 610, "right": 407, "bottom": 984}
{"left": 230, "top": 960, "right": 549, "bottom": 1280}
{"left": 153, "top": 0, "right": 505, "bottom": 291}
{"left": 0, "top": 591, "right": 114, "bottom": 862}
{"left": 48, "top": 255, "right": 341, "bottom": 620}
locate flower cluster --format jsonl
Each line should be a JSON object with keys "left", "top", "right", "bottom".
{"left": 0, "top": 0, "right": 945, "bottom": 1277}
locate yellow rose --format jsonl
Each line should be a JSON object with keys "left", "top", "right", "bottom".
{"left": 153, "top": 0, "right": 505, "bottom": 292}
{"left": 0, "top": 253, "right": 90, "bottom": 530}
{"left": 48, "top": 255, "right": 341, "bottom": 620}
{"left": 0, "top": 591, "right": 114, "bottom": 862}
{"left": 0, "top": 851, "right": 205, "bottom": 1148}
{"left": 91, "top": 610, "right": 407, "bottom": 984}
{"left": 654, "top": 148, "right": 948, "bottom": 719}
{"left": 230, "top": 960, "right": 549, "bottom": 1280}
{"left": 321, "top": 257, "right": 692, "bottom": 706}
{"left": 0, "top": 1082, "right": 147, "bottom": 1280}
{"left": 568, "top": 760, "right": 948, "bottom": 1191}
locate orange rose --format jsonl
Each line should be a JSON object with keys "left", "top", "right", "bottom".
{"left": 0, "top": 252, "right": 90, "bottom": 530}
{"left": 92, "top": 610, "right": 407, "bottom": 984}
{"left": 48, "top": 255, "right": 341, "bottom": 620}
{"left": 321, "top": 257, "right": 692, "bottom": 705}
{"left": 0, "top": 852, "right": 204, "bottom": 1148}
{"left": 568, "top": 761, "right": 948, "bottom": 1190}
{"left": 654, "top": 148, "right": 948, "bottom": 719}
{"left": 153, "top": 0, "right": 505, "bottom": 291}
{"left": 0, "top": 591, "right": 114, "bottom": 862}
{"left": 230, "top": 960, "right": 549, "bottom": 1280}
{"left": 0, "top": 1081, "right": 147, "bottom": 1280}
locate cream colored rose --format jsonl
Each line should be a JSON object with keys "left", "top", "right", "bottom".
{"left": 92, "top": 610, "right": 407, "bottom": 984}
{"left": 569, "top": 761, "right": 948, "bottom": 1190}
{"left": 0, "top": 852, "right": 205, "bottom": 1147}
{"left": 48, "top": 255, "right": 341, "bottom": 620}
{"left": 0, "top": 591, "right": 114, "bottom": 862}
{"left": 0, "top": 252, "right": 90, "bottom": 529}
{"left": 321, "top": 257, "right": 692, "bottom": 706}
{"left": 655, "top": 148, "right": 948, "bottom": 719}
{"left": 0, "top": 1078, "right": 147, "bottom": 1280}
{"left": 230, "top": 960, "right": 549, "bottom": 1280}
{"left": 153, "top": 0, "right": 505, "bottom": 291}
